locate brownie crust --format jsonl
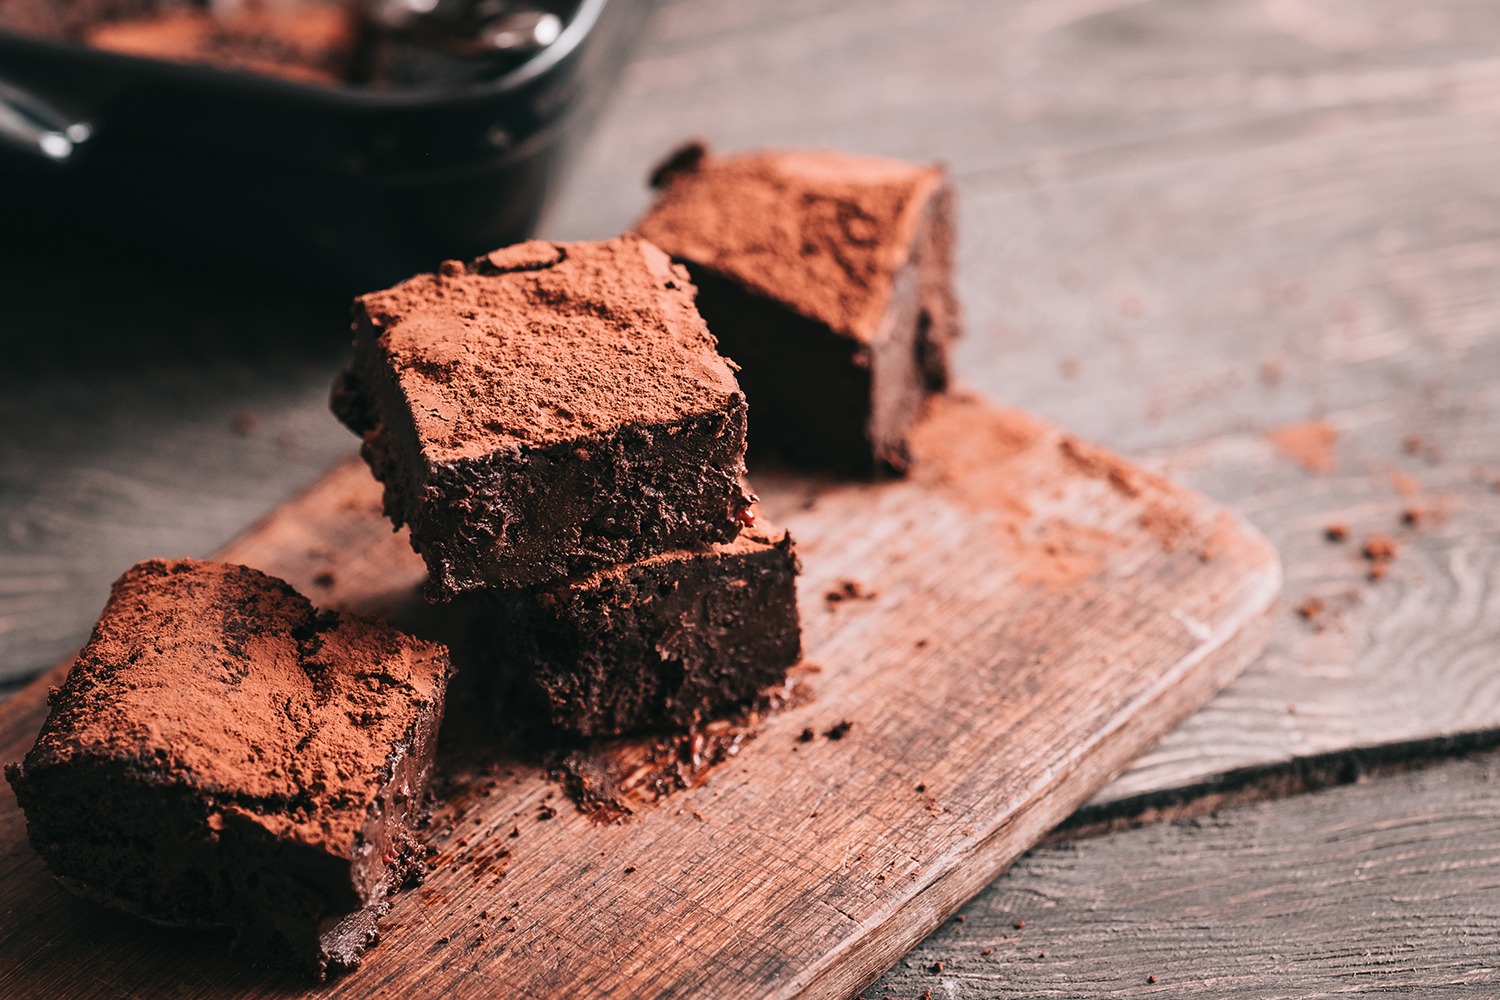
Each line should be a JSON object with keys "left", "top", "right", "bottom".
{"left": 5, "top": 559, "right": 452, "bottom": 979}
{"left": 636, "top": 142, "right": 961, "bottom": 476}
{"left": 332, "top": 235, "right": 754, "bottom": 596}
{"left": 474, "top": 519, "right": 802, "bottom": 738}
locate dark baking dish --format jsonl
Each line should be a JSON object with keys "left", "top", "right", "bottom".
{"left": 0, "top": 0, "right": 646, "bottom": 292}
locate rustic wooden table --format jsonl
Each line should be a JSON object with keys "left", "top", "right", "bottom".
{"left": 3, "top": 0, "right": 1499, "bottom": 995}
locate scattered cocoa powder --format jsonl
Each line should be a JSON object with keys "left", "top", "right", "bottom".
{"left": 549, "top": 680, "right": 814, "bottom": 821}
{"left": 1058, "top": 436, "right": 1144, "bottom": 498}
{"left": 1387, "top": 469, "right": 1420, "bottom": 496}
{"left": 1267, "top": 421, "right": 1338, "bottom": 474}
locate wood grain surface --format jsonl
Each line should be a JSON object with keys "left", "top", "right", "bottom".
{"left": 3, "top": 0, "right": 1500, "bottom": 993}
{"left": 869, "top": 747, "right": 1500, "bottom": 998}
{"left": 0, "top": 393, "right": 1277, "bottom": 998}
{"left": 5, "top": 0, "right": 1499, "bottom": 824}
{"left": 544, "top": 0, "right": 1500, "bottom": 815}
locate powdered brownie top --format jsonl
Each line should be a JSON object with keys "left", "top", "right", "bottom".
{"left": 635, "top": 142, "right": 946, "bottom": 344}
{"left": 23, "top": 559, "right": 450, "bottom": 856}
{"left": 354, "top": 234, "right": 743, "bottom": 465}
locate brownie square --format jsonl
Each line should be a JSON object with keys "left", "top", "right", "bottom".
{"left": 332, "top": 234, "right": 755, "bottom": 596}
{"left": 84, "top": 3, "right": 355, "bottom": 84}
{"left": 5, "top": 559, "right": 452, "bottom": 979}
{"left": 472, "top": 510, "right": 801, "bottom": 738}
{"left": 635, "top": 142, "right": 961, "bottom": 476}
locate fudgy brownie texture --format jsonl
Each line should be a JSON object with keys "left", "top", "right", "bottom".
{"left": 635, "top": 141, "right": 961, "bottom": 476}
{"left": 4, "top": 559, "right": 452, "bottom": 979}
{"left": 472, "top": 510, "right": 801, "bottom": 738}
{"left": 84, "top": 3, "right": 355, "bottom": 84}
{"left": 332, "top": 234, "right": 754, "bottom": 597}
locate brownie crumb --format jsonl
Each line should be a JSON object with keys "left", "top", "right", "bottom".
{"left": 1294, "top": 596, "right": 1327, "bottom": 630}
{"left": 825, "top": 579, "right": 876, "bottom": 605}
{"left": 648, "top": 139, "right": 709, "bottom": 189}
{"left": 1400, "top": 505, "right": 1444, "bottom": 528}
{"left": 797, "top": 728, "right": 815, "bottom": 744}
{"left": 1362, "top": 534, "right": 1399, "bottom": 563}
{"left": 824, "top": 720, "right": 854, "bottom": 740}
{"left": 1013, "top": 919, "right": 1026, "bottom": 929}
{"left": 623, "top": 866, "right": 636, "bottom": 875}
{"left": 915, "top": 783, "right": 927, "bottom": 793}
{"left": 928, "top": 961, "right": 943, "bottom": 974}
{"left": 981, "top": 947, "right": 994, "bottom": 956}
{"left": 955, "top": 914, "right": 966, "bottom": 923}
{"left": 1323, "top": 523, "right": 1348, "bottom": 542}
{"left": 1361, "top": 533, "right": 1398, "bottom": 581}
{"left": 1148, "top": 974, "right": 1158, "bottom": 984}
{"left": 1401, "top": 433, "right": 1442, "bottom": 463}
{"left": 537, "top": 804, "right": 557, "bottom": 821}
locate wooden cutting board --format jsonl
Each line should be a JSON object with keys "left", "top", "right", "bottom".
{"left": 0, "top": 391, "right": 1279, "bottom": 999}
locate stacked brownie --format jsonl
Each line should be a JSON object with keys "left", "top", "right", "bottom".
{"left": 6, "top": 559, "right": 452, "bottom": 978}
{"left": 331, "top": 234, "right": 804, "bottom": 736}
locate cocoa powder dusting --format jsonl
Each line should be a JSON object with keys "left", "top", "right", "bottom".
{"left": 1267, "top": 421, "right": 1339, "bottom": 474}
{"left": 356, "top": 235, "right": 742, "bottom": 463}
{"left": 636, "top": 143, "right": 947, "bottom": 343}
{"left": 21, "top": 560, "right": 450, "bottom": 853}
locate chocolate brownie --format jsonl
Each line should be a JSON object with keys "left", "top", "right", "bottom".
{"left": 5, "top": 559, "right": 452, "bottom": 979}
{"left": 331, "top": 234, "right": 754, "bottom": 596}
{"left": 635, "top": 141, "right": 961, "bottom": 476}
{"left": 472, "top": 508, "right": 801, "bottom": 737}
{"left": 84, "top": 3, "right": 355, "bottom": 85}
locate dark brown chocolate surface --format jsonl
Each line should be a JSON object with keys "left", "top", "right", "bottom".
{"left": 471, "top": 514, "right": 802, "bottom": 738}
{"left": 636, "top": 142, "right": 961, "bottom": 476}
{"left": 332, "top": 234, "right": 754, "bottom": 595}
{"left": 4, "top": 559, "right": 451, "bottom": 979}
